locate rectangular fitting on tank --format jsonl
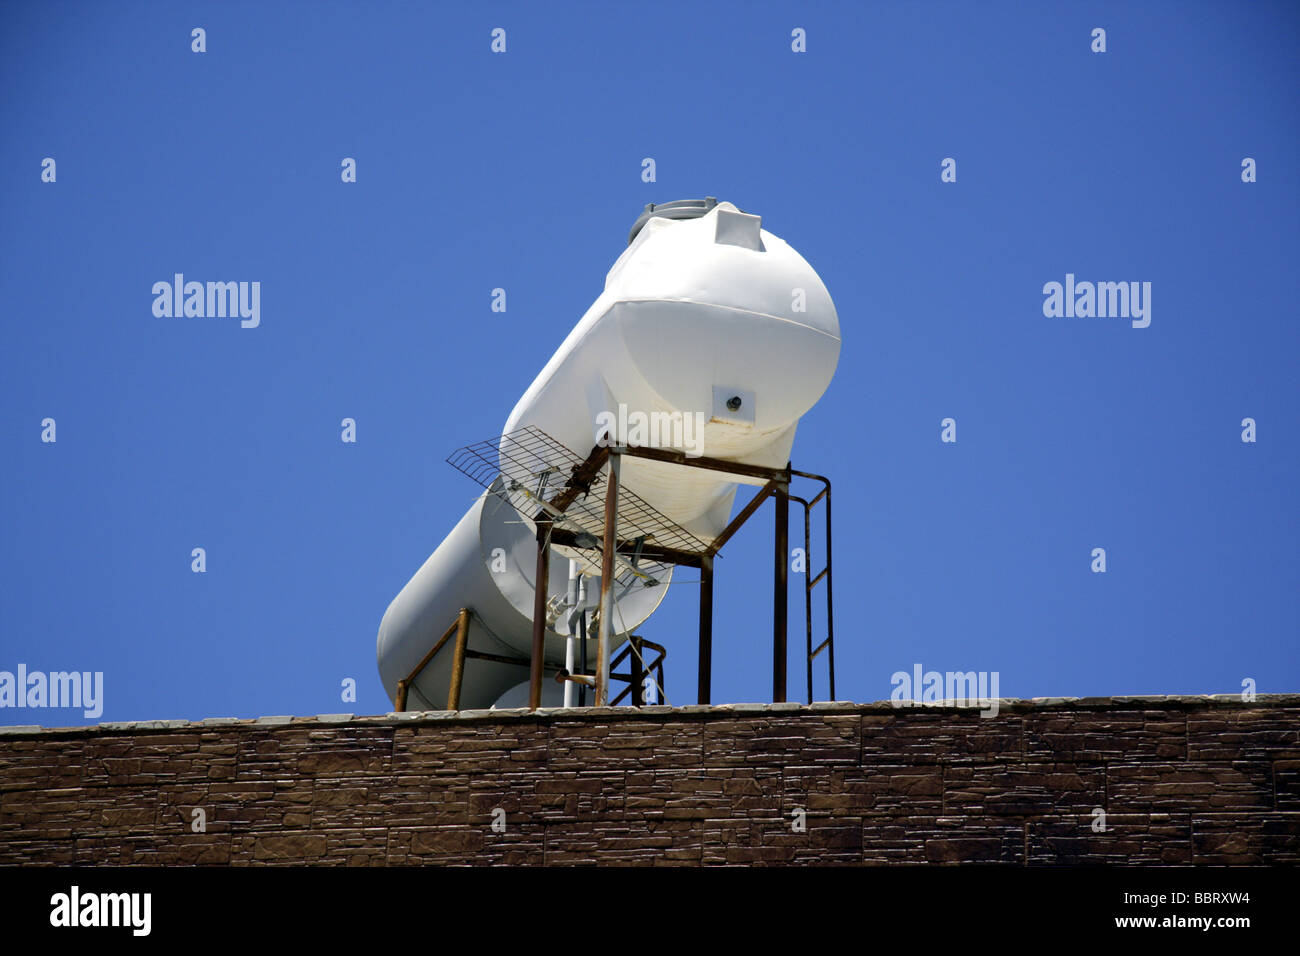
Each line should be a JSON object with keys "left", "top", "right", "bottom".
{"left": 714, "top": 209, "right": 764, "bottom": 251}
{"left": 711, "top": 386, "right": 756, "bottom": 426}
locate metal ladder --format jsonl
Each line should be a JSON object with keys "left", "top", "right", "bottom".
{"left": 790, "top": 471, "right": 835, "bottom": 703}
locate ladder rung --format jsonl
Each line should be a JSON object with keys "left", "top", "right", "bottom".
{"left": 811, "top": 636, "right": 832, "bottom": 658}
{"left": 810, "top": 567, "right": 829, "bottom": 588}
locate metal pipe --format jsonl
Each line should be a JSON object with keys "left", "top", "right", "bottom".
{"left": 773, "top": 479, "right": 789, "bottom": 703}
{"left": 578, "top": 609, "right": 588, "bottom": 707}
{"left": 528, "top": 523, "right": 550, "bottom": 710}
{"left": 823, "top": 478, "right": 835, "bottom": 701}
{"left": 698, "top": 554, "right": 713, "bottom": 705}
{"left": 564, "top": 560, "right": 580, "bottom": 708}
{"left": 630, "top": 635, "right": 644, "bottom": 706}
{"left": 563, "top": 633, "right": 576, "bottom": 708}
{"left": 797, "top": 497, "right": 813, "bottom": 704}
{"left": 595, "top": 452, "right": 620, "bottom": 706}
{"left": 446, "top": 607, "right": 471, "bottom": 710}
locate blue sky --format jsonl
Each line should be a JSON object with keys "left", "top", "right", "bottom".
{"left": 1, "top": 0, "right": 1296, "bottom": 726}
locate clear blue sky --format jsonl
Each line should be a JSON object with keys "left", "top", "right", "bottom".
{"left": 2, "top": 0, "right": 1296, "bottom": 726}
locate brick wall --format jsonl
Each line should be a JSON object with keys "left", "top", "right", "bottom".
{"left": 1, "top": 696, "right": 1296, "bottom": 865}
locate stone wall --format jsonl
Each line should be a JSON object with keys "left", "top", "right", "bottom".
{"left": 0, "top": 695, "right": 1296, "bottom": 865}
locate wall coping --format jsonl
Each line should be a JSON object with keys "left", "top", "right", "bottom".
{"left": 0, "top": 693, "right": 1294, "bottom": 740}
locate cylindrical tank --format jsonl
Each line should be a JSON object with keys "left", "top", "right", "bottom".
{"left": 500, "top": 199, "right": 841, "bottom": 540}
{"left": 376, "top": 478, "right": 669, "bottom": 710}
{"left": 378, "top": 199, "right": 840, "bottom": 710}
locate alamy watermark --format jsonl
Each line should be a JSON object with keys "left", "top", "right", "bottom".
{"left": 594, "top": 403, "right": 707, "bottom": 457}
{"left": 1042, "top": 274, "right": 1151, "bottom": 328}
{"left": 0, "top": 664, "right": 103, "bottom": 718}
{"left": 50, "top": 886, "right": 150, "bottom": 936}
{"left": 152, "top": 274, "right": 260, "bottom": 328}
{"left": 890, "top": 663, "right": 1001, "bottom": 717}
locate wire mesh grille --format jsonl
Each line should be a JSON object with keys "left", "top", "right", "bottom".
{"left": 447, "top": 426, "right": 713, "bottom": 584}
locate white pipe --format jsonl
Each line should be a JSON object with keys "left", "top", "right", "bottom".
{"left": 563, "top": 560, "right": 580, "bottom": 708}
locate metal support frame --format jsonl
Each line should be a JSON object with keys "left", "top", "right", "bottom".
{"left": 502, "top": 440, "right": 835, "bottom": 711}
{"left": 600, "top": 447, "right": 834, "bottom": 706}
{"left": 395, "top": 607, "right": 525, "bottom": 712}
{"left": 436, "top": 429, "right": 836, "bottom": 712}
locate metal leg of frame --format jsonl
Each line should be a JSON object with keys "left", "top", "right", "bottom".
{"left": 529, "top": 524, "right": 550, "bottom": 710}
{"left": 447, "top": 607, "right": 471, "bottom": 710}
{"left": 773, "top": 479, "right": 789, "bottom": 703}
{"left": 595, "top": 452, "right": 620, "bottom": 707}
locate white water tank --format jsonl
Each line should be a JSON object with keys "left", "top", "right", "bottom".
{"left": 378, "top": 199, "right": 840, "bottom": 710}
